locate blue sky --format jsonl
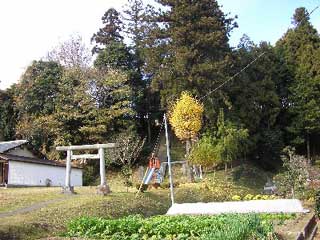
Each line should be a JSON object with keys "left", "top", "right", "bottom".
{"left": 221, "top": 0, "right": 320, "bottom": 46}
{"left": 0, "top": 0, "right": 319, "bottom": 89}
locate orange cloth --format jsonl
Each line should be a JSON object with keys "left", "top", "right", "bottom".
{"left": 148, "top": 156, "right": 161, "bottom": 169}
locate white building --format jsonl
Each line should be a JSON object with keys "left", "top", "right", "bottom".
{"left": 0, "top": 140, "right": 82, "bottom": 187}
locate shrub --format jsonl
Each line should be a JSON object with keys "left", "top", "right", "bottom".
{"left": 83, "top": 165, "right": 98, "bottom": 186}
{"left": 275, "top": 147, "right": 308, "bottom": 198}
{"left": 231, "top": 194, "right": 277, "bottom": 201}
{"left": 244, "top": 194, "right": 254, "bottom": 200}
{"left": 231, "top": 195, "right": 241, "bottom": 201}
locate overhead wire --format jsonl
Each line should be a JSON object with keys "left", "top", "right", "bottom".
{"left": 199, "top": 52, "right": 265, "bottom": 101}
{"left": 199, "top": 4, "right": 320, "bottom": 101}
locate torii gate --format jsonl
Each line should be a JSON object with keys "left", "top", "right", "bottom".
{"left": 56, "top": 143, "right": 115, "bottom": 195}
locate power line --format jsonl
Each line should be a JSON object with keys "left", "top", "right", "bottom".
{"left": 200, "top": 52, "right": 265, "bottom": 101}
{"left": 308, "top": 5, "right": 319, "bottom": 17}
{"left": 200, "top": 4, "right": 320, "bottom": 101}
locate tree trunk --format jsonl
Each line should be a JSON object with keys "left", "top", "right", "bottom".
{"left": 199, "top": 165, "right": 203, "bottom": 179}
{"left": 186, "top": 139, "right": 192, "bottom": 155}
{"left": 224, "top": 163, "right": 228, "bottom": 180}
{"left": 185, "top": 139, "right": 194, "bottom": 182}
{"left": 307, "top": 133, "right": 311, "bottom": 164}
{"left": 185, "top": 162, "right": 194, "bottom": 182}
{"left": 291, "top": 187, "right": 295, "bottom": 199}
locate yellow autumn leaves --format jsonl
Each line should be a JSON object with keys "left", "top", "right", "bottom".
{"left": 169, "top": 92, "right": 204, "bottom": 141}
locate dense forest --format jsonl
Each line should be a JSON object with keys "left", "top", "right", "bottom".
{"left": 0, "top": 0, "right": 320, "bottom": 170}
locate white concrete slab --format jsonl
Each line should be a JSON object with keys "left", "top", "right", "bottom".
{"left": 166, "top": 199, "right": 308, "bottom": 215}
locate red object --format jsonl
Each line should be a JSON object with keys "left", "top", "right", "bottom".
{"left": 149, "top": 156, "right": 160, "bottom": 169}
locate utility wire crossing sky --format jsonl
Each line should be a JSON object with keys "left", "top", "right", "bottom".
{"left": 0, "top": 0, "right": 319, "bottom": 90}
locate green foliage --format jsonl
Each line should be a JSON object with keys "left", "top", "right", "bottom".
{"left": 189, "top": 110, "right": 249, "bottom": 170}
{"left": 3, "top": 4, "right": 320, "bottom": 174}
{"left": 188, "top": 134, "right": 220, "bottom": 167}
{"left": 231, "top": 38, "right": 283, "bottom": 167}
{"left": 121, "top": 165, "right": 133, "bottom": 191}
{"left": 66, "top": 214, "right": 277, "bottom": 240}
{"left": 214, "top": 110, "right": 249, "bottom": 166}
{"left": 94, "top": 41, "right": 134, "bottom": 72}
{"left": 91, "top": 8, "right": 124, "bottom": 54}
{"left": 80, "top": 69, "right": 135, "bottom": 142}
{"left": 51, "top": 67, "right": 90, "bottom": 148}
{"left": 14, "top": 61, "right": 63, "bottom": 153}
{"left": 276, "top": 7, "right": 320, "bottom": 159}
{"left": 146, "top": 0, "right": 236, "bottom": 114}
{"left": 15, "top": 60, "right": 63, "bottom": 116}
{"left": 274, "top": 147, "right": 308, "bottom": 198}
{"left": 0, "top": 89, "right": 16, "bottom": 140}
{"left": 232, "top": 194, "right": 277, "bottom": 201}
{"left": 83, "top": 165, "right": 99, "bottom": 186}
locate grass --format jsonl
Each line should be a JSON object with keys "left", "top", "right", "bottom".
{"left": 0, "top": 172, "right": 173, "bottom": 240}
{"left": 0, "top": 187, "right": 62, "bottom": 212}
{"left": 0, "top": 188, "right": 170, "bottom": 239}
{"left": 0, "top": 165, "right": 305, "bottom": 240}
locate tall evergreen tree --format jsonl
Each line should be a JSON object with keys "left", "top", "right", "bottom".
{"left": 276, "top": 7, "right": 320, "bottom": 161}
{"left": 145, "top": 0, "right": 237, "bottom": 125}
{"left": 123, "top": 0, "right": 158, "bottom": 142}
{"left": 91, "top": 8, "right": 124, "bottom": 54}
{"left": 93, "top": 5, "right": 148, "bottom": 139}
{"left": 229, "top": 37, "right": 283, "bottom": 168}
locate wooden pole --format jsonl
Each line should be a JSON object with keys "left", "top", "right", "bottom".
{"left": 164, "top": 114, "right": 175, "bottom": 205}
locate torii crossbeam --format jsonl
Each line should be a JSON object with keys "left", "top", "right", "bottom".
{"left": 56, "top": 143, "right": 116, "bottom": 195}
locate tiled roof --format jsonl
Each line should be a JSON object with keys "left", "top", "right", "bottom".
{"left": 0, "top": 140, "right": 28, "bottom": 153}
{"left": 0, "top": 153, "right": 82, "bottom": 169}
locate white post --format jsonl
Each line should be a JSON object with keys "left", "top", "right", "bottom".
{"left": 164, "top": 114, "right": 175, "bottom": 205}
{"left": 99, "top": 147, "right": 106, "bottom": 186}
{"left": 65, "top": 150, "right": 72, "bottom": 187}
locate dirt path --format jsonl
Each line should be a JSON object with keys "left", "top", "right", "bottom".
{"left": 0, "top": 195, "right": 75, "bottom": 218}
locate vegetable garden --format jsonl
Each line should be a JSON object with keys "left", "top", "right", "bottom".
{"left": 65, "top": 214, "right": 295, "bottom": 240}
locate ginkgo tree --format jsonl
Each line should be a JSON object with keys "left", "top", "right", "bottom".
{"left": 169, "top": 91, "right": 204, "bottom": 154}
{"left": 169, "top": 91, "right": 204, "bottom": 181}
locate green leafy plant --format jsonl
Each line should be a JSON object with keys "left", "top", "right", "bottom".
{"left": 65, "top": 214, "right": 279, "bottom": 240}
{"left": 274, "top": 147, "right": 308, "bottom": 198}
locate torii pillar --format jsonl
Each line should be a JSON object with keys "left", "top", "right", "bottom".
{"left": 56, "top": 143, "right": 116, "bottom": 195}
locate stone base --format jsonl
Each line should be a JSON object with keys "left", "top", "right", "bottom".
{"left": 61, "top": 186, "right": 75, "bottom": 194}
{"left": 97, "top": 185, "right": 111, "bottom": 195}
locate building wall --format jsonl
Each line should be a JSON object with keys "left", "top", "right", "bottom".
{"left": 8, "top": 161, "right": 82, "bottom": 187}
{"left": 7, "top": 147, "right": 38, "bottom": 158}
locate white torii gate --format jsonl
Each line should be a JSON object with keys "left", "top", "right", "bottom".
{"left": 56, "top": 143, "right": 115, "bottom": 195}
